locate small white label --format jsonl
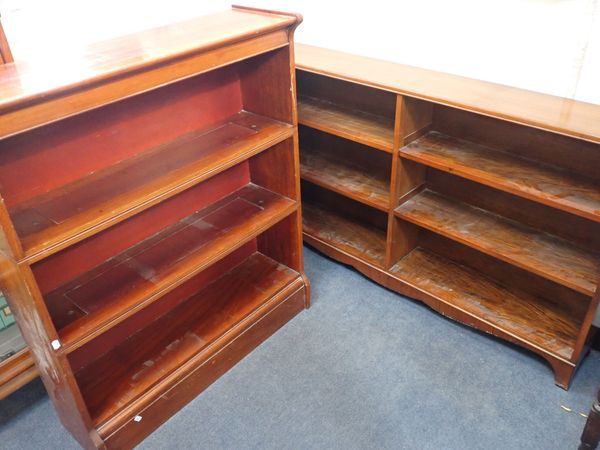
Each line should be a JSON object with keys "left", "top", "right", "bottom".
{"left": 134, "top": 415, "right": 142, "bottom": 422}
{"left": 51, "top": 339, "right": 61, "bottom": 350}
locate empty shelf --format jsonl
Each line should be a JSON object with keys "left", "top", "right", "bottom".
{"left": 45, "top": 184, "right": 296, "bottom": 352}
{"left": 300, "top": 149, "right": 390, "bottom": 211}
{"left": 302, "top": 202, "right": 386, "bottom": 267}
{"left": 73, "top": 252, "right": 301, "bottom": 426}
{"left": 11, "top": 111, "right": 293, "bottom": 263}
{"left": 298, "top": 96, "right": 394, "bottom": 152}
{"left": 395, "top": 189, "right": 600, "bottom": 296}
{"left": 390, "top": 248, "right": 580, "bottom": 360}
{"left": 400, "top": 131, "right": 600, "bottom": 223}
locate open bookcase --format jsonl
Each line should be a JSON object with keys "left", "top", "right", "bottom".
{"left": 296, "top": 43, "right": 600, "bottom": 390}
{"left": 0, "top": 8, "right": 308, "bottom": 449}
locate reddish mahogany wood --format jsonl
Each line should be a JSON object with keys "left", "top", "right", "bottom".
{"left": 102, "top": 284, "right": 306, "bottom": 449}
{"left": 73, "top": 252, "right": 301, "bottom": 425}
{"left": 32, "top": 163, "right": 250, "bottom": 295}
{"left": 6, "top": 107, "right": 292, "bottom": 263}
{"left": 46, "top": 183, "right": 296, "bottom": 352}
{"left": 0, "top": 8, "right": 306, "bottom": 449}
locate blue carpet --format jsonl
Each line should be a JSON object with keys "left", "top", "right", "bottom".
{"left": 1, "top": 246, "right": 598, "bottom": 449}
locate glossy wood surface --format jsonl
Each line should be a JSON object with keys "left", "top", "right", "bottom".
{"left": 295, "top": 44, "right": 600, "bottom": 144}
{"left": 400, "top": 131, "right": 600, "bottom": 223}
{"left": 298, "top": 96, "right": 394, "bottom": 152}
{"left": 46, "top": 183, "right": 296, "bottom": 353}
{"left": 396, "top": 189, "right": 600, "bottom": 296}
{"left": 10, "top": 112, "right": 292, "bottom": 263}
{"left": 0, "top": 10, "right": 294, "bottom": 113}
{"left": 295, "top": 46, "right": 599, "bottom": 390}
{"left": 390, "top": 247, "right": 579, "bottom": 360}
{"left": 0, "top": 8, "right": 306, "bottom": 448}
{"left": 102, "top": 284, "right": 306, "bottom": 449}
{"left": 73, "top": 252, "right": 300, "bottom": 426}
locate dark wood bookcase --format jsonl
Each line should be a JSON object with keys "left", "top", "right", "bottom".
{"left": 296, "top": 44, "right": 600, "bottom": 390}
{"left": 0, "top": 8, "right": 308, "bottom": 449}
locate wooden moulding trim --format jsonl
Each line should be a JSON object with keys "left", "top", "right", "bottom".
{"left": 294, "top": 45, "right": 600, "bottom": 144}
{"left": 98, "top": 278, "right": 305, "bottom": 439}
{"left": 0, "top": 31, "right": 290, "bottom": 139}
{"left": 0, "top": 348, "right": 38, "bottom": 400}
{"left": 302, "top": 233, "right": 575, "bottom": 368}
{"left": 18, "top": 125, "right": 295, "bottom": 266}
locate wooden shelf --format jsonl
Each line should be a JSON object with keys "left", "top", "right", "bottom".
{"left": 73, "top": 252, "right": 301, "bottom": 426}
{"left": 45, "top": 184, "right": 296, "bottom": 353}
{"left": 302, "top": 202, "right": 386, "bottom": 267}
{"left": 298, "top": 96, "right": 394, "bottom": 152}
{"left": 10, "top": 111, "right": 293, "bottom": 263}
{"left": 400, "top": 131, "right": 600, "bottom": 223}
{"left": 300, "top": 147, "right": 389, "bottom": 211}
{"left": 390, "top": 248, "right": 579, "bottom": 360}
{"left": 395, "top": 189, "right": 600, "bottom": 296}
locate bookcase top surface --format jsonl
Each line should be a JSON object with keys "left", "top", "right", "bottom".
{"left": 0, "top": 8, "right": 298, "bottom": 116}
{"left": 295, "top": 44, "right": 600, "bottom": 144}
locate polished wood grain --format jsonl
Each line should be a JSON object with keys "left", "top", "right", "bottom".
{"left": 0, "top": 10, "right": 294, "bottom": 113}
{"left": 400, "top": 131, "right": 600, "bottom": 223}
{"left": 396, "top": 189, "right": 600, "bottom": 296}
{"left": 295, "top": 44, "right": 600, "bottom": 144}
{"left": 390, "top": 247, "right": 579, "bottom": 360}
{"left": 298, "top": 96, "right": 395, "bottom": 152}
{"left": 0, "top": 7, "right": 306, "bottom": 448}
{"left": 296, "top": 46, "right": 599, "bottom": 390}
{"left": 45, "top": 183, "right": 296, "bottom": 353}
{"left": 10, "top": 112, "right": 292, "bottom": 264}
{"left": 0, "top": 348, "right": 37, "bottom": 400}
{"left": 302, "top": 202, "right": 386, "bottom": 267}
{"left": 101, "top": 283, "right": 306, "bottom": 449}
{"left": 300, "top": 139, "right": 390, "bottom": 211}
{"left": 74, "top": 252, "right": 300, "bottom": 426}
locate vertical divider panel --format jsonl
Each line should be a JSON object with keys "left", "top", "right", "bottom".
{"left": 384, "top": 95, "right": 404, "bottom": 268}
{"left": 385, "top": 95, "right": 433, "bottom": 268}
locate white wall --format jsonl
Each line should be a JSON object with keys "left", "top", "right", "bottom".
{"left": 1, "top": 0, "right": 599, "bottom": 324}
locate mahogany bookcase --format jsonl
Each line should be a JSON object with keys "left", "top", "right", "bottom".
{"left": 0, "top": 7, "right": 308, "bottom": 449}
{"left": 296, "top": 43, "right": 600, "bottom": 390}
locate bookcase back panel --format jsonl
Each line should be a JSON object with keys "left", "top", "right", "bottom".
{"left": 0, "top": 66, "right": 243, "bottom": 208}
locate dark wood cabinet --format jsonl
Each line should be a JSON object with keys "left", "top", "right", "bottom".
{"left": 296, "top": 43, "right": 600, "bottom": 390}
{"left": 0, "top": 7, "right": 308, "bottom": 448}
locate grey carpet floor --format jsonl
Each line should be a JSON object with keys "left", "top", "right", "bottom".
{"left": 1, "top": 246, "right": 599, "bottom": 449}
